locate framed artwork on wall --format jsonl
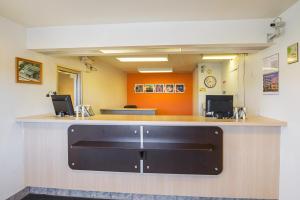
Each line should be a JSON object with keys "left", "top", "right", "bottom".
{"left": 144, "top": 84, "right": 155, "bottom": 93}
{"left": 175, "top": 84, "right": 185, "bottom": 93}
{"left": 134, "top": 84, "right": 144, "bottom": 93}
{"left": 16, "top": 57, "right": 42, "bottom": 84}
{"left": 263, "top": 53, "right": 279, "bottom": 94}
{"left": 287, "top": 43, "right": 298, "bottom": 64}
{"left": 165, "top": 84, "right": 174, "bottom": 93}
{"left": 155, "top": 84, "right": 164, "bottom": 93}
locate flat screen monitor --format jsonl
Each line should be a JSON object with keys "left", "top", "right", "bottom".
{"left": 51, "top": 95, "right": 75, "bottom": 116}
{"left": 206, "top": 95, "right": 233, "bottom": 118}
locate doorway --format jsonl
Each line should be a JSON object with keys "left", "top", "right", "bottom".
{"left": 57, "top": 66, "right": 82, "bottom": 107}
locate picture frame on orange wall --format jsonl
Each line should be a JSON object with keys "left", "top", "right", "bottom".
{"left": 165, "top": 84, "right": 174, "bottom": 93}
{"left": 134, "top": 84, "right": 144, "bottom": 93}
{"left": 144, "top": 84, "right": 155, "bottom": 93}
{"left": 175, "top": 84, "right": 185, "bottom": 93}
{"left": 155, "top": 84, "right": 164, "bottom": 93}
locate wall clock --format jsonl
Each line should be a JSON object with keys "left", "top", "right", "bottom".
{"left": 204, "top": 76, "right": 217, "bottom": 88}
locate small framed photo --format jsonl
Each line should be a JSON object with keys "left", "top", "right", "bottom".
{"left": 263, "top": 53, "right": 279, "bottom": 94}
{"left": 144, "top": 84, "right": 154, "bottom": 93}
{"left": 16, "top": 57, "right": 42, "bottom": 84}
{"left": 155, "top": 84, "right": 164, "bottom": 93}
{"left": 165, "top": 84, "right": 174, "bottom": 93}
{"left": 175, "top": 84, "right": 185, "bottom": 93}
{"left": 287, "top": 43, "right": 298, "bottom": 64}
{"left": 134, "top": 84, "right": 144, "bottom": 93}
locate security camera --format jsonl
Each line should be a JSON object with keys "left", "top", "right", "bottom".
{"left": 270, "top": 21, "right": 285, "bottom": 28}
{"left": 267, "top": 17, "right": 285, "bottom": 42}
{"left": 270, "top": 17, "right": 285, "bottom": 28}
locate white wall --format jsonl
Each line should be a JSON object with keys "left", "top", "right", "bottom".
{"left": 193, "top": 66, "right": 199, "bottom": 115}
{"left": 221, "top": 56, "right": 245, "bottom": 107}
{"left": 195, "top": 56, "right": 245, "bottom": 115}
{"left": 0, "top": 16, "right": 126, "bottom": 199}
{"left": 26, "top": 19, "right": 270, "bottom": 49}
{"left": 244, "top": 1, "right": 300, "bottom": 199}
{"left": 56, "top": 58, "right": 127, "bottom": 112}
{"left": 197, "top": 62, "right": 223, "bottom": 115}
{"left": 82, "top": 60, "right": 127, "bottom": 111}
{"left": 0, "top": 16, "right": 55, "bottom": 199}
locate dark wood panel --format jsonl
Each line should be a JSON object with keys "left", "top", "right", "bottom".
{"left": 143, "top": 142, "right": 214, "bottom": 151}
{"left": 68, "top": 125, "right": 140, "bottom": 144}
{"left": 72, "top": 141, "right": 140, "bottom": 150}
{"left": 68, "top": 125, "right": 223, "bottom": 175}
{"left": 142, "top": 126, "right": 223, "bottom": 175}
{"left": 69, "top": 148, "right": 140, "bottom": 172}
{"left": 68, "top": 125, "right": 140, "bottom": 172}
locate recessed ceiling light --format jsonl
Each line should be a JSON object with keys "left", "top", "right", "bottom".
{"left": 138, "top": 68, "right": 173, "bottom": 73}
{"left": 116, "top": 57, "right": 168, "bottom": 62}
{"left": 202, "top": 55, "right": 237, "bottom": 60}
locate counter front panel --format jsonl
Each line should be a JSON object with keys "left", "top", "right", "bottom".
{"left": 18, "top": 114, "right": 285, "bottom": 199}
{"left": 68, "top": 125, "right": 223, "bottom": 175}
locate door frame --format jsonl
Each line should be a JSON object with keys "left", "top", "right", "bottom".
{"left": 57, "top": 66, "right": 82, "bottom": 106}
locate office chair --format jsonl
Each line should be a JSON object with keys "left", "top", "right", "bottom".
{"left": 124, "top": 105, "right": 137, "bottom": 108}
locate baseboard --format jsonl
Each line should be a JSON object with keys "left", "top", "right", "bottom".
{"left": 7, "top": 186, "right": 274, "bottom": 200}
{"left": 6, "top": 187, "right": 30, "bottom": 200}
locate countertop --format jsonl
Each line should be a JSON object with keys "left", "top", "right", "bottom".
{"left": 16, "top": 114, "right": 287, "bottom": 127}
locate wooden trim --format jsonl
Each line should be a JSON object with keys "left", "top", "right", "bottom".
{"left": 15, "top": 57, "right": 43, "bottom": 84}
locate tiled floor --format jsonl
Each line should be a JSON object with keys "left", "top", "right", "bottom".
{"left": 22, "top": 194, "right": 106, "bottom": 200}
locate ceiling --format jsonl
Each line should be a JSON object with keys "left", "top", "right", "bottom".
{"left": 42, "top": 45, "right": 263, "bottom": 73}
{"left": 94, "top": 54, "right": 222, "bottom": 73}
{"left": 0, "top": 0, "right": 297, "bottom": 27}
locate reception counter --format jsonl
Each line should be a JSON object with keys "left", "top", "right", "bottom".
{"left": 17, "top": 114, "right": 286, "bottom": 200}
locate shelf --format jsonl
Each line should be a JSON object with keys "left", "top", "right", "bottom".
{"left": 144, "top": 143, "right": 214, "bottom": 151}
{"left": 71, "top": 141, "right": 214, "bottom": 151}
{"left": 71, "top": 141, "right": 140, "bottom": 150}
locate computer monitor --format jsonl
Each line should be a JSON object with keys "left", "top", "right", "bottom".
{"left": 205, "top": 95, "right": 233, "bottom": 119}
{"left": 51, "top": 95, "right": 75, "bottom": 116}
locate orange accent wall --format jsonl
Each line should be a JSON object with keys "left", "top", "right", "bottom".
{"left": 127, "top": 73, "right": 193, "bottom": 115}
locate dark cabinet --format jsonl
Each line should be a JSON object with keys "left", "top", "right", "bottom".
{"left": 68, "top": 125, "right": 223, "bottom": 175}
{"left": 68, "top": 125, "right": 141, "bottom": 172}
{"left": 142, "top": 126, "right": 222, "bottom": 175}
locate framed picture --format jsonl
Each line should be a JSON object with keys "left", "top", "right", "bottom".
{"left": 287, "top": 43, "right": 298, "bottom": 64}
{"left": 155, "top": 84, "right": 164, "bottom": 93}
{"left": 165, "top": 84, "right": 174, "bottom": 93}
{"left": 263, "top": 53, "right": 279, "bottom": 94}
{"left": 134, "top": 84, "right": 144, "bottom": 93}
{"left": 144, "top": 84, "right": 154, "bottom": 93}
{"left": 175, "top": 84, "right": 185, "bottom": 93}
{"left": 16, "top": 57, "right": 42, "bottom": 84}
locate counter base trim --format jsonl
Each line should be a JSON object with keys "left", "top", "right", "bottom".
{"left": 9, "top": 187, "right": 269, "bottom": 200}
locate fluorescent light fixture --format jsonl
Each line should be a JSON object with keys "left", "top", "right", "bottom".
{"left": 100, "top": 48, "right": 182, "bottom": 54}
{"left": 138, "top": 68, "right": 173, "bottom": 73}
{"left": 116, "top": 57, "right": 168, "bottom": 62}
{"left": 99, "top": 49, "right": 139, "bottom": 54}
{"left": 202, "top": 55, "right": 237, "bottom": 60}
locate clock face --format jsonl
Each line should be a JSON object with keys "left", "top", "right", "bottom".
{"left": 204, "top": 76, "right": 217, "bottom": 88}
